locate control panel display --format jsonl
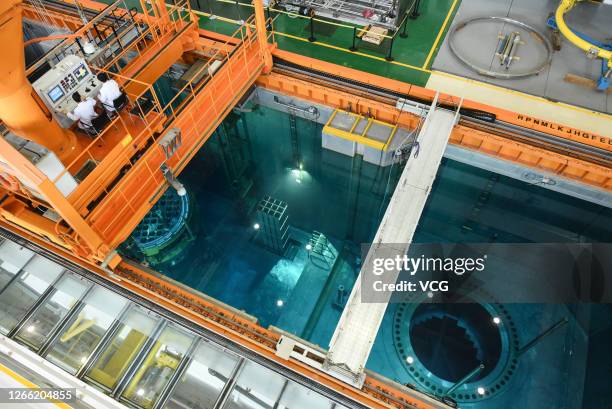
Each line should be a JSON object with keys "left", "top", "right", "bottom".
{"left": 33, "top": 55, "right": 103, "bottom": 128}
{"left": 73, "top": 64, "right": 88, "bottom": 82}
{"left": 47, "top": 85, "right": 65, "bottom": 103}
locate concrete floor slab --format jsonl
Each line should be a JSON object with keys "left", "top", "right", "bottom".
{"left": 432, "top": 0, "right": 612, "bottom": 114}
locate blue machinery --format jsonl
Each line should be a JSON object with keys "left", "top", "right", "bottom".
{"left": 547, "top": 0, "right": 612, "bottom": 91}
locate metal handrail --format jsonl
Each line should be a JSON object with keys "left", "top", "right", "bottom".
{"left": 54, "top": 16, "right": 263, "bottom": 243}
{"left": 87, "top": 24, "right": 265, "bottom": 240}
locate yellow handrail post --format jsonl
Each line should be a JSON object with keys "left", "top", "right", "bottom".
{"left": 253, "top": 0, "right": 273, "bottom": 73}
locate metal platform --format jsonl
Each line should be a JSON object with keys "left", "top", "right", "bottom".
{"left": 325, "top": 99, "right": 458, "bottom": 386}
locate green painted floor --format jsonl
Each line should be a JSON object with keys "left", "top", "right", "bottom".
{"left": 100, "top": 0, "right": 459, "bottom": 86}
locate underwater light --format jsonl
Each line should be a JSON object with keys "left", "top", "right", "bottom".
{"left": 493, "top": 317, "right": 501, "bottom": 325}
{"left": 305, "top": 243, "right": 312, "bottom": 251}
{"left": 80, "top": 356, "right": 88, "bottom": 364}
{"left": 253, "top": 223, "right": 260, "bottom": 230}
{"left": 136, "top": 389, "right": 145, "bottom": 397}
{"left": 406, "top": 356, "right": 414, "bottom": 364}
{"left": 477, "top": 387, "right": 486, "bottom": 395}
{"left": 276, "top": 300, "right": 284, "bottom": 307}
{"left": 26, "top": 325, "right": 35, "bottom": 333}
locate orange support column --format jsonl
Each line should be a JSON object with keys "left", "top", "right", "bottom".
{"left": 0, "top": 138, "right": 109, "bottom": 261}
{"left": 154, "top": 0, "right": 171, "bottom": 26}
{"left": 253, "top": 0, "right": 273, "bottom": 73}
{"left": 0, "top": 0, "right": 77, "bottom": 162}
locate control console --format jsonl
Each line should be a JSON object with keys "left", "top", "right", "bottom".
{"left": 33, "top": 55, "right": 103, "bottom": 128}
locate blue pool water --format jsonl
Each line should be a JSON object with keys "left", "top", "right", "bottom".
{"left": 123, "top": 105, "right": 396, "bottom": 328}
{"left": 123, "top": 100, "right": 612, "bottom": 409}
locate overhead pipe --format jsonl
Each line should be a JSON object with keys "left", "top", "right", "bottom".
{"left": 23, "top": 32, "right": 83, "bottom": 47}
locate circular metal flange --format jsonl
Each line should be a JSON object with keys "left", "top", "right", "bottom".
{"left": 448, "top": 16, "right": 553, "bottom": 79}
{"left": 392, "top": 283, "right": 520, "bottom": 403}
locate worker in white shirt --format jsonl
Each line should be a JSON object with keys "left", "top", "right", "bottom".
{"left": 67, "top": 92, "right": 98, "bottom": 130}
{"left": 96, "top": 72, "right": 122, "bottom": 112}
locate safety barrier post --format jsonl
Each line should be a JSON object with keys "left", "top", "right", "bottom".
{"left": 205, "top": 0, "right": 216, "bottom": 19}
{"left": 349, "top": 26, "right": 358, "bottom": 51}
{"left": 235, "top": 0, "right": 243, "bottom": 23}
{"left": 308, "top": 15, "right": 316, "bottom": 42}
{"left": 386, "top": 36, "right": 395, "bottom": 61}
{"left": 400, "top": 13, "right": 409, "bottom": 38}
{"left": 410, "top": 0, "right": 421, "bottom": 19}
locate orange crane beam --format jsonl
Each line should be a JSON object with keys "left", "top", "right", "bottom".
{"left": 257, "top": 69, "right": 611, "bottom": 191}
{"left": 270, "top": 49, "right": 611, "bottom": 152}
{"left": 0, "top": 138, "right": 109, "bottom": 258}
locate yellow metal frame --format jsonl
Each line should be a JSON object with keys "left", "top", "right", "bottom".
{"left": 323, "top": 109, "right": 398, "bottom": 151}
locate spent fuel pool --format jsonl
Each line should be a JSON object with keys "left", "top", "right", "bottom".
{"left": 121, "top": 103, "right": 401, "bottom": 338}
{"left": 121, "top": 100, "right": 612, "bottom": 354}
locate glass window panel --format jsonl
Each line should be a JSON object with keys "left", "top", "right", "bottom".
{"left": 0, "top": 256, "right": 64, "bottom": 334}
{"left": 0, "top": 240, "right": 34, "bottom": 290}
{"left": 45, "top": 286, "right": 128, "bottom": 374}
{"left": 163, "top": 341, "right": 239, "bottom": 409}
{"left": 277, "top": 382, "right": 334, "bottom": 409}
{"left": 84, "top": 305, "right": 159, "bottom": 391}
{"left": 14, "top": 273, "right": 89, "bottom": 350}
{"left": 122, "top": 323, "right": 194, "bottom": 409}
{"left": 223, "top": 361, "right": 287, "bottom": 409}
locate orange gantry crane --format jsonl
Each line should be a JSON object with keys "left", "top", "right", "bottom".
{"left": 0, "top": 0, "right": 610, "bottom": 270}
{"left": 0, "top": 0, "right": 271, "bottom": 265}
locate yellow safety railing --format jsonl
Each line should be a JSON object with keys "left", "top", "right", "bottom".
{"left": 323, "top": 109, "right": 398, "bottom": 151}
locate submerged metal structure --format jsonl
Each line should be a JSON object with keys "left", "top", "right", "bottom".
{"left": 130, "top": 188, "right": 196, "bottom": 266}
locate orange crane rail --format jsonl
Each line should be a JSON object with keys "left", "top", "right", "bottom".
{"left": 257, "top": 70, "right": 611, "bottom": 191}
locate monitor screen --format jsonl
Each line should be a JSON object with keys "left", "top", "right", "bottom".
{"left": 73, "top": 63, "right": 89, "bottom": 82}
{"left": 47, "top": 85, "right": 65, "bottom": 103}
